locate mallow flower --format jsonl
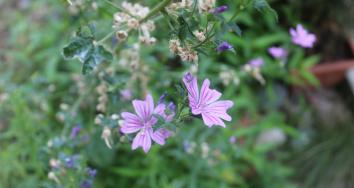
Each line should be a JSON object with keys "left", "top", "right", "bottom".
{"left": 120, "top": 94, "right": 173, "bottom": 153}
{"left": 290, "top": 24, "right": 316, "bottom": 48}
{"left": 183, "top": 73, "right": 234, "bottom": 127}
{"left": 268, "top": 47, "right": 288, "bottom": 59}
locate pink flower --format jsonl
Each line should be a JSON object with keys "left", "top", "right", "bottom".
{"left": 120, "top": 89, "right": 133, "bottom": 101}
{"left": 183, "top": 73, "right": 234, "bottom": 127}
{"left": 290, "top": 24, "right": 316, "bottom": 48}
{"left": 120, "top": 94, "right": 173, "bottom": 153}
{"left": 268, "top": 47, "right": 288, "bottom": 59}
{"left": 248, "top": 58, "right": 264, "bottom": 68}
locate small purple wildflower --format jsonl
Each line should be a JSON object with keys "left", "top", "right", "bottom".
{"left": 183, "top": 73, "right": 234, "bottom": 127}
{"left": 290, "top": 24, "right": 316, "bottom": 48}
{"left": 248, "top": 58, "right": 264, "bottom": 68}
{"left": 80, "top": 180, "right": 93, "bottom": 188}
{"left": 120, "top": 89, "right": 133, "bottom": 101}
{"left": 65, "top": 157, "right": 74, "bottom": 168}
{"left": 167, "top": 102, "right": 176, "bottom": 112}
{"left": 87, "top": 168, "right": 97, "bottom": 178}
{"left": 158, "top": 92, "right": 167, "bottom": 104}
{"left": 70, "top": 124, "right": 81, "bottom": 139}
{"left": 211, "top": 5, "right": 228, "bottom": 14}
{"left": 268, "top": 47, "right": 288, "bottom": 59}
{"left": 120, "top": 94, "right": 173, "bottom": 153}
{"left": 217, "top": 41, "right": 233, "bottom": 52}
{"left": 229, "top": 136, "right": 237, "bottom": 144}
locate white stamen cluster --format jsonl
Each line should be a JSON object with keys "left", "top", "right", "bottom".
{"left": 113, "top": 2, "right": 156, "bottom": 45}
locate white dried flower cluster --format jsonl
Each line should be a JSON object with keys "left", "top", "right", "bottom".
{"left": 169, "top": 39, "right": 198, "bottom": 63}
{"left": 193, "top": 30, "right": 206, "bottom": 42}
{"left": 113, "top": 2, "right": 156, "bottom": 45}
{"left": 219, "top": 66, "right": 240, "bottom": 86}
{"left": 0, "top": 93, "right": 9, "bottom": 104}
{"left": 243, "top": 64, "right": 266, "bottom": 85}
{"left": 168, "top": 0, "right": 193, "bottom": 10}
{"left": 96, "top": 81, "right": 108, "bottom": 112}
{"left": 72, "top": 74, "right": 86, "bottom": 94}
{"left": 198, "top": 0, "right": 216, "bottom": 12}
{"left": 68, "top": 0, "right": 96, "bottom": 15}
{"left": 119, "top": 43, "right": 141, "bottom": 71}
{"left": 48, "top": 171, "right": 60, "bottom": 183}
{"left": 201, "top": 142, "right": 210, "bottom": 158}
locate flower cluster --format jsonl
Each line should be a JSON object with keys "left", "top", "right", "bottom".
{"left": 113, "top": 2, "right": 156, "bottom": 45}
{"left": 290, "top": 24, "right": 316, "bottom": 48}
{"left": 119, "top": 73, "right": 234, "bottom": 153}
{"left": 169, "top": 39, "right": 199, "bottom": 63}
{"left": 120, "top": 94, "right": 174, "bottom": 153}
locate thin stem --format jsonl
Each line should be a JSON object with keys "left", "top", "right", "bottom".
{"left": 192, "top": 23, "right": 216, "bottom": 48}
{"left": 104, "top": 0, "right": 134, "bottom": 17}
{"left": 139, "top": 0, "right": 173, "bottom": 23}
{"left": 98, "top": 30, "right": 115, "bottom": 44}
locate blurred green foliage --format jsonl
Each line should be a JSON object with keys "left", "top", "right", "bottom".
{"left": 0, "top": 0, "right": 331, "bottom": 188}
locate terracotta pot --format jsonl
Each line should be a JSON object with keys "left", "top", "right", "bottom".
{"left": 310, "top": 60, "right": 354, "bottom": 87}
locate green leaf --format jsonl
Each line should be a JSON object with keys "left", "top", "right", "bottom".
{"left": 228, "top": 22, "right": 242, "bottom": 36}
{"left": 253, "top": 0, "right": 278, "bottom": 21}
{"left": 63, "top": 37, "right": 92, "bottom": 61}
{"left": 62, "top": 26, "right": 113, "bottom": 74}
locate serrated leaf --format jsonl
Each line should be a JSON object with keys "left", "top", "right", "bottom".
{"left": 63, "top": 37, "right": 92, "bottom": 61}
{"left": 62, "top": 26, "right": 113, "bottom": 74}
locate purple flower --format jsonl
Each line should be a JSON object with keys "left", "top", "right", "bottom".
{"left": 87, "top": 168, "right": 97, "bottom": 178}
{"left": 158, "top": 92, "right": 167, "bottom": 104}
{"left": 217, "top": 41, "right": 233, "bottom": 52}
{"left": 65, "top": 157, "right": 75, "bottom": 168}
{"left": 229, "top": 136, "right": 237, "bottom": 144}
{"left": 183, "top": 73, "right": 234, "bottom": 127}
{"left": 167, "top": 102, "right": 176, "bottom": 112}
{"left": 248, "top": 58, "right": 264, "bottom": 68}
{"left": 70, "top": 124, "right": 81, "bottom": 139}
{"left": 211, "top": 5, "right": 228, "bottom": 14}
{"left": 120, "top": 89, "right": 133, "bottom": 101}
{"left": 120, "top": 94, "right": 173, "bottom": 153}
{"left": 80, "top": 180, "right": 93, "bottom": 188}
{"left": 290, "top": 24, "right": 316, "bottom": 48}
{"left": 268, "top": 47, "right": 288, "bottom": 59}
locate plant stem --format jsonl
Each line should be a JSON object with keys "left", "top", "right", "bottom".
{"left": 139, "top": 0, "right": 172, "bottom": 23}
{"left": 98, "top": 30, "right": 115, "bottom": 44}
{"left": 104, "top": 0, "right": 134, "bottom": 17}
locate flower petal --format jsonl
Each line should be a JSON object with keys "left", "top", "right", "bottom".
{"left": 205, "top": 100, "right": 233, "bottom": 121}
{"left": 199, "top": 79, "right": 222, "bottom": 105}
{"left": 131, "top": 128, "right": 152, "bottom": 153}
{"left": 132, "top": 94, "right": 154, "bottom": 120}
{"left": 201, "top": 100, "right": 234, "bottom": 127}
{"left": 151, "top": 128, "right": 172, "bottom": 145}
{"left": 120, "top": 112, "right": 143, "bottom": 134}
{"left": 201, "top": 113, "right": 226, "bottom": 127}
{"left": 183, "top": 73, "right": 199, "bottom": 108}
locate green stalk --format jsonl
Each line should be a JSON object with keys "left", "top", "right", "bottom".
{"left": 139, "top": 0, "right": 172, "bottom": 23}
